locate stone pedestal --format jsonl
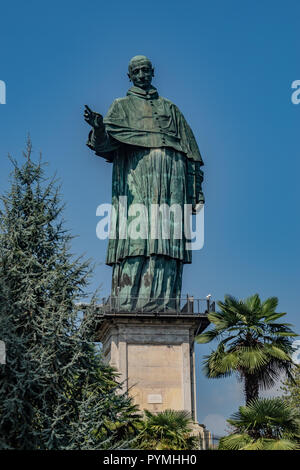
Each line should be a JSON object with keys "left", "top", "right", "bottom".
{"left": 95, "top": 312, "right": 209, "bottom": 421}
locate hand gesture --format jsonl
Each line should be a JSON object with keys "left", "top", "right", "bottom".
{"left": 84, "top": 105, "right": 104, "bottom": 129}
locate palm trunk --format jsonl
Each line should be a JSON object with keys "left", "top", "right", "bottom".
{"left": 244, "top": 373, "right": 259, "bottom": 405}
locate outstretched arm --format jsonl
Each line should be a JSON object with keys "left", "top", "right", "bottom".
{"left": 84, "top": 105, "right": 119, "bottom": 161}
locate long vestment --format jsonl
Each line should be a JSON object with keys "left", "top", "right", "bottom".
{"left": 87, "top": 85, "right": 204, "bottom": 311}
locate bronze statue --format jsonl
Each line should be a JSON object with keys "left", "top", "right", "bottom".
{"left": 84, "top": 55, "right": 204, "bottom": 312}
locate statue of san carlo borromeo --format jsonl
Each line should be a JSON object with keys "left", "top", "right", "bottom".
{"left": 84, "top": 55, "right": 205, "bottom": 312}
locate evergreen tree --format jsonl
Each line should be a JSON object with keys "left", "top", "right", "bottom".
{"left": 0, "top": 140, "right": 140, "bottom": 449}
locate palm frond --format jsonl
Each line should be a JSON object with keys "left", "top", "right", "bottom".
{"left": 261, "top": 297, "right": 278, "bottom": 316}
{"left": 202, "top": 345, "right": 238, "bottom": 378}
{"left": 244, "top": 294, "right": 261, "bottom": 313}
{"left": 228, "top": 398, "right": 300, "bottom": 439}
{"left": 237, "top": 347, "right": 269, "bottom": 372}
{"left": 218, "top": 433, "right": 253, "bottom": 450}
{"left": 206, "top": 293, "right": 296, "bottom": 402}
{"left": 195, "top": 328, "right": 221, "bottom": 344}
{"left": 263, "top": 344, "right": 291, "bottom": 361}
{"left": 264, "top": 312, "right": 287, "bottom": 323}
{"left": 263, "top": 439, "right": 299, "bottom": 450}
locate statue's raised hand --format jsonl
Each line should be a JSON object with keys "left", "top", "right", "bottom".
{"left": 84, "top": 105, "right": 104, "bottom": 129}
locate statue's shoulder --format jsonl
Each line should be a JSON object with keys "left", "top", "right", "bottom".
{"left": 158, "top": 96, "right": 182, "bottom": 114}
{"left": 105, "top": 94, "right": 143, "bottom": 122}
{"left": 158, "top": 95, "right": 173, "bottom": 105}
{"left": 109, "top": 96, "right": 128, "bottom": 107}
{"left": 105, "top": 97, "right": 128, "bottom": 118}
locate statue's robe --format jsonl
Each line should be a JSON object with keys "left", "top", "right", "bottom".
{"left": 87, "top": 85, "right": 204, "bottom": 311}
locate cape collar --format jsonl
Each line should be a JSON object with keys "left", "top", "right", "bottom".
{"left": 127, "top": 85, "right": 159, "bottom": 99}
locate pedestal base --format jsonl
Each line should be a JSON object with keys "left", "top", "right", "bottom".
{"left": 96, "top": 312, "right": 209, "bottom": 421}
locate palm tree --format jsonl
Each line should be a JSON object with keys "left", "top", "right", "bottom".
{"left": 135, "top": 409, "right": 197, "bottom": 450}
{"left": 196, "top": 294, "right": 297, "bottom": 404}
{"left": 218, "top": 398, "right": 300, "bottom": 450}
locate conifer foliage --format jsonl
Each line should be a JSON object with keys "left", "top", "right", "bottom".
{"left": 0, "top": 141, "right": 140, "bottom": 449}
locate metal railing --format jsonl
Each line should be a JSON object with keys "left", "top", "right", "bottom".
{"left": 93, "top": 294, "right": 215, "bottom": 315}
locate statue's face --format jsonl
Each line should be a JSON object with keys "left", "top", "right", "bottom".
{"left": 128, "top": 60, "right": 154, "bottom": 90}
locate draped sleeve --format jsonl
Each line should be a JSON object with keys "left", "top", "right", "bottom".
{"left": 187, "top": 160, "right": 205, "bottom": 214}
{"left": 86, "top": 125, "right": 120, "bottom": 163}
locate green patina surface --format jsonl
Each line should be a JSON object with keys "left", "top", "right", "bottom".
{"left": 85, "top": 56, "right": 205, "bottom": 311}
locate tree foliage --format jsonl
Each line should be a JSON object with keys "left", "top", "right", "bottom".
{"left": 135, "top": 409, "right": 197, "bottom": 450}
{"left": 218, "top": 398, "right": 300, "bottom": 450}
{"left": 0, "top": 141, "right": 140, "bottom": 449}
{"left": 196, "top": 294, "right": 297, "bottom": 404}
{"left": 281, "top": 364, "right": 300, "bottom": 410}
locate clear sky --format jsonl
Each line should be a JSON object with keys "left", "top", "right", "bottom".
{"left": 0, "top": 0, "right": 299, "bottom": 436}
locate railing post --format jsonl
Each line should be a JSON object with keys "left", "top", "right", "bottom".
{"left": 190, "top": 296, "right": 194, "bottom": 313}
{"left": 116, "top": 287, "right": 120, "bottom": 312}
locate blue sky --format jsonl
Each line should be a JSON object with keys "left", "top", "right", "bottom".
{"left": 0, "top": 0, "right": 299, "bottom": 435}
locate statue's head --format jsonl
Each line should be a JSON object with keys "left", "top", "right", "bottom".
{"left": 128, "top": 55, "right": 154, "bottom": 91}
